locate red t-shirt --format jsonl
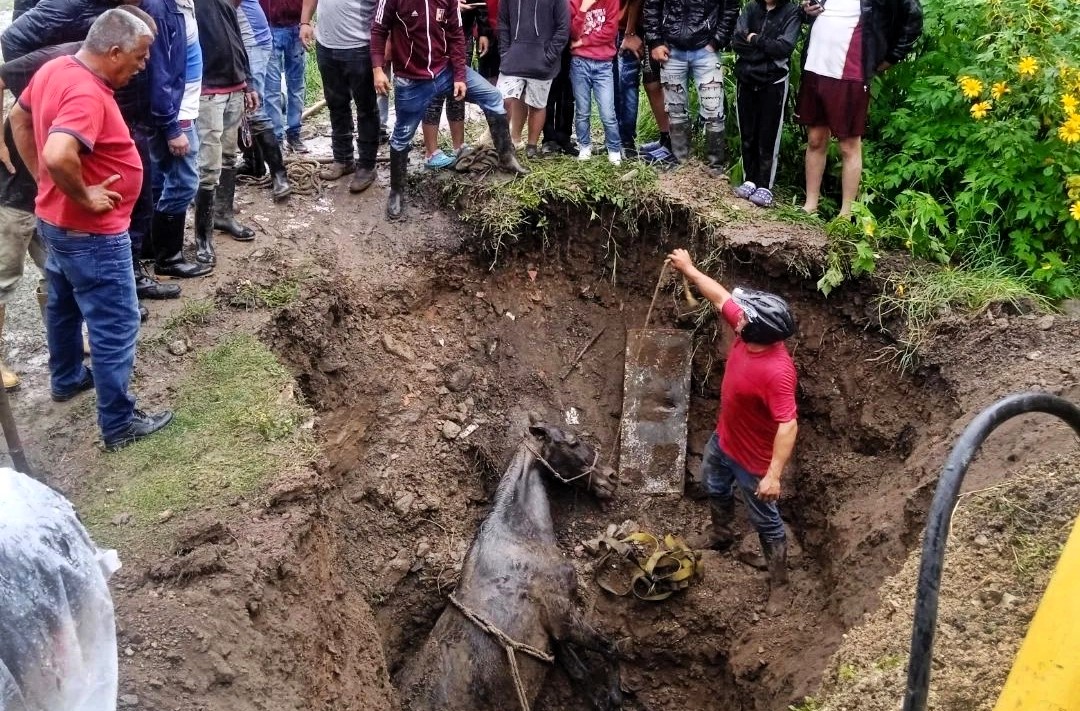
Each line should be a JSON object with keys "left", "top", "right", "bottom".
{"left": 716, "top": 299, "right": 798, "bottom": 476}
{"left": 19, "top": 56, "right": 142, "bottom": 235}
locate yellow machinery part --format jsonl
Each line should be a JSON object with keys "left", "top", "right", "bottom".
{"left": 994, "top": 516, "right": 1080, "bottom": 711}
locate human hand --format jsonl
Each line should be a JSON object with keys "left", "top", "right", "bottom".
{"left": 299, "top": 23, "right": 315, "bottom": 49}
{"left": 167, "top": 133, "right": 190, "bottom": 157}
{"left": 876, "top": 60, "right": 893, "bottom": 72}
{"left": 453, "top": 81, "right": 466, "bottom": 100}
{"left": 755, "top": 473, "right": 781, "bottom": 503}
{"left": 570, "top": 38, "right": 583, "bottom": 49}
{"left": 666, "top": 248, "right": 694, "bottom": 275}
{"left": 802, "top": 0, "right": 824, "bottom": 16}
{"left": 705, "top": 43, "right": 716, "bottom": 53}
{"left": 374, "top": 67, "right": 391, "bottom": 95}
{"left": 0, "top": 141, "right": 15, "bottom": 174}
{"left": 82, "top": 174, "right": 122, "bottom": 213}
{"left": 245, "top": 90, "right": 260, "bottom": 112}
{"left": 650, "top": 44, "right": 669, "bottom": 63}
{"left": 478, "top": 35, "right": 489, "bottom": 56}
{"left": 620, "top": 33, "right": 643, "bottom": 58}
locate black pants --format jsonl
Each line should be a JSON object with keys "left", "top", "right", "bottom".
{"left": 316, "top": 42, "right": 379, "bottom": 169}
{"left": 129, "top": 125, "right": 154, "bottom": 260}
{"left": 542, "top": 46, "right": 575, "bottom": 148}
{"left": 736, "top": 77, "right": 788, "bottom": 190}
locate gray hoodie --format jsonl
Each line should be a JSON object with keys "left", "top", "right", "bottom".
{"left": 498, "top": 0, "right": 569, "bottom": 80}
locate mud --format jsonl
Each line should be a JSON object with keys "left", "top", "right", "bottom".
{"left": 4, "top": 151, "right": 1079, "bottom": 711}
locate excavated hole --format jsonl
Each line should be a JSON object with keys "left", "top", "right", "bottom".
{"left": 268, "top": 219, "right": 960, "bottom": 711}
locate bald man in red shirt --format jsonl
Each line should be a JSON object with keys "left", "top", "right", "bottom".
{"left": 668, "top": 247, "right": 798, "bottom": 614}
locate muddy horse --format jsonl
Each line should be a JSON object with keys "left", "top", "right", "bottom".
{"left": 398, "top": 421, "right": 622, "bottom": 711}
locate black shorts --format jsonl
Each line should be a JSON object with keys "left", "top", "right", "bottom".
{"left": 794, "top": 70, "right": 870, "bottom": 139}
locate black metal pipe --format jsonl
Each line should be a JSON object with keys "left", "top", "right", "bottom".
{"left": 903, "top": 392, "right": 1080, "bottom": 711}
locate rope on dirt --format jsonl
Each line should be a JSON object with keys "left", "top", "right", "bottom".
{"left": 237, "top": 157, "right": 322, "bottom": 196}
{"left": 448, "top": 594, "right": 554, "bottom": 711}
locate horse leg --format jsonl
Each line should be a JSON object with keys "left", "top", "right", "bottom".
{"left": 544, "top": 597, "right": 622, "bottom": 711}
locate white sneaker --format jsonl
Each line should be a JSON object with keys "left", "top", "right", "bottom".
{"left": 578, "top": 146, "right": 592, "bottom": 161}
{"left": 608, "top": 150, "right": 622, "bottom": 166}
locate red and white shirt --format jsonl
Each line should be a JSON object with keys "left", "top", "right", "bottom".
{"left": 804, "top": 0, "right": 864, "bottom": 82}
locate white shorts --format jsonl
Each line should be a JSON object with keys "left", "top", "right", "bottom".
{"left": 497, "top": 75, "right": 554, "bottom": 109}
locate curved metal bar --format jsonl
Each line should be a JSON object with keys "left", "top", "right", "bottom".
{"left": 903, "top": 392, "right": 1080, "bottom": 711}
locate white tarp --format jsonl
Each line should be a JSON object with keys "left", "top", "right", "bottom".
{"left": 0, "top": 468, "right": 120, "bottom": 711}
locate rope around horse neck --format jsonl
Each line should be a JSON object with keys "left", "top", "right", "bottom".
{"left": 448, "top": 594, "right": 554, "bottom": 711}
{"left": 521, "top": 439, "right": 600, "bottom": 492}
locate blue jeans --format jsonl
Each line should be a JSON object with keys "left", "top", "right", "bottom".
{"left": 39, "top": 221, "right": 139, "bottom": 440}
{"left": 149, "top": 122, "right": 200, "bottom": 214}
{"left": 247, "top": 40, "right": 272, "bottom": 126}
{"left": 613, "top": 32, "right": 641, "bottom": 149}
{"left": 701, "top": 433, "right": 785, "bottom": 542}
{"left": 570, "top": 56, "right": 621, "bottom": 153}
{"left": 390, "top": 67, "right": 504, "bottom": 153}
{"left": 659, "top": 46, "right": 724, "bottom": 124}
{"left": 265, "top": 26, "right": 306, "bottom": 140}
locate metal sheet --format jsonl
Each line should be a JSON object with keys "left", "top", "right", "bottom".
{"left": 618, "top": 329, "right": 693, "bottom": 495}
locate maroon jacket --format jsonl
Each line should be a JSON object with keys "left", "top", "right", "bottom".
{"left": 371, "top": 0, "right": 467, "bottom": 83}
{"left": 258, "top": 0, "right": 302, "bottom": 26}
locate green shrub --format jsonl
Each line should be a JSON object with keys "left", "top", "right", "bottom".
{"left": 860, "top": 0, "right": 1080, "bottom": 296}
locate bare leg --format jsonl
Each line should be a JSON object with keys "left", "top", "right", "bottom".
{"left": 644, "top": 80, "right": 669, "bottom": 133}
{"left": 526, "top": 107, "right": 546, "bottom": 147}
{"left": 422, "top": 122, "right": 440, "bottom": 157}
{"left": 449, "top": 120, "right": 465, "bottom": 152}
{"left": 838, "top": 135, "right": 863, "bottom": 217}
{"left": 506, "top": 97, "right": 527, "bottom": 145}
{"left": 803, "top": 125, "right": 830, "bottom": 213}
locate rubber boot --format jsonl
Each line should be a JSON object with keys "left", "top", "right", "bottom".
{"left": 668, "top": 121, "right": 691, "bottom": 163}
{"left": 387, "top": 148, "right": 408, "bottom": 220}
{"left": 704, "top": 120, "right": 726, "bottom": 178}
{"left": 486, "top": 113, "right": 529, "bottom": 176}
{"left": 763, "top": 538, "right": 791, "bottom": 615}
{"left": 687, "top": 497, "right": 736, "bottom": 551}
{"left": 0, "top": 305, "right": 19, "bottom": 391}
{"left": 213, "top": 168, "right": 255, "bottom": 240}
{"left": 194, "top": 188, "right": 216, "bottom": 265}
{"left": 253, "top": 128, "right": 292, "bottom": 202}
{"left": 134, "top": 259, "right": 181, "bottom": 299}
{"left": 153, "top": 211, "right": 213, "bottom": 278}
{"left": 237, "top": 122, "right": 266, "bottom": 178}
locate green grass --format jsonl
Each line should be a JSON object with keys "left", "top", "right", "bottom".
{"left": 161, "top": 298, "right": 215, "bottom": 332}
{"left": 788, "top": 698, "right": 823, "bottom": 711}
{"left": 304, "top": 49, "right": 323, "bottom": 107}
{"left": 442, "top": 153, "right": 664, "bottom": 263}
{"left": 81, "top": 335, "right": 313, "bottom": 543}
{"left": 231, "top": 275, "right": 303, "bottom": 309}
{"left": 874, "top": 259, "right": 1051, "bottom": 370}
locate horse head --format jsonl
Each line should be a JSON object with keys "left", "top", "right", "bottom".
{"left": 526, "top": 422, "right": 618, "bottom": 500}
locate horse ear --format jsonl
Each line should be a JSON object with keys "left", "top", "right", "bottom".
{"left": 528, "top": 424, "right": 552, "bottom": 441}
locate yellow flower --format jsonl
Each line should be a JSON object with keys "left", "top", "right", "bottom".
{"left": 1071, "top": 201, "right": 1080, "bottom": 222}
{"left": 991, "top": 82, "right": 1009, "bottom": 100}
{"left": 1064, "top": 94, "right": 1079, "bottom": 116}
{"left": 971, "top": 101, "right": 992, "bottom": 120}
{"left": 1060, "top": 114, "right": 1080, "bottom": 143}
{"left": 959, "top": 76, "right": 984, "bottom": 98}
{"left": 1018, "top": 56, "right": 1039, "bottom": 77}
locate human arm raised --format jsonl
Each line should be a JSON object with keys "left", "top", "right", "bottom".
{"left": 666, "top": 248, "right": 733, "bottom": 310}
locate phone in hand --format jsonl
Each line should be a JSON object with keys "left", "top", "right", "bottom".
{"left": 806, "top": 0, "right": 824, "bottom": 8}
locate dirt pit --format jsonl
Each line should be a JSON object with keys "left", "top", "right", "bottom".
{"left": 24, "top": 169, "right": 1068, "bottom": 711}
{"left": 233, "top": 204, "right": 1074, "bottom": 711}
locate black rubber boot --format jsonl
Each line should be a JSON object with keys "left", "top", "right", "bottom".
{"left": 237, "top": 120, "right": 266, "bottom": 178}
{"left": 668, "top": 121, "right": 691, "bottom": 163}
{"left": 254, "top": 128, "right": 292, "bottom": 202}
{"left": 486, "top": 113, "right": 529, "bottom": 176}
{"left": 213, "top": 168, "right": 255, "bottom": 240}
{"left": 705, "top": 120, "right": 726, "bottom": 177}
{"left": 763, "top": 538, "right": 791, "bottom": 615}
{"left": 134, "top": 259, "right": 181, "bottom": 299}
{"left": 687, "top": 497, "right": 736, "bottom": 551}
{"left": 387, "top": 148, "right": 408, "bottom": 220}
{"left": 194, "top": 188, "right": 216, "bottom": 265}
{"left": 153, "top": 211, "right": 213, "bottom": 278}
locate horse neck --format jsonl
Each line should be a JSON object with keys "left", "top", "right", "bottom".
{"left": 486, "top": 441, "right": 556, "bottom": 544}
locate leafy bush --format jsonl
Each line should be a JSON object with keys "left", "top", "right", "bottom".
{"left": 861, "top": 0, "right": 1080, "bottom": 297}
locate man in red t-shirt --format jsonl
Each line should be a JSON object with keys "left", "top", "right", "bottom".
{"left": 668, "top": 248, "right": 798, "bottom": 613}
{"left": 9, "top": 9, "right": 174, "bottom": 451}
